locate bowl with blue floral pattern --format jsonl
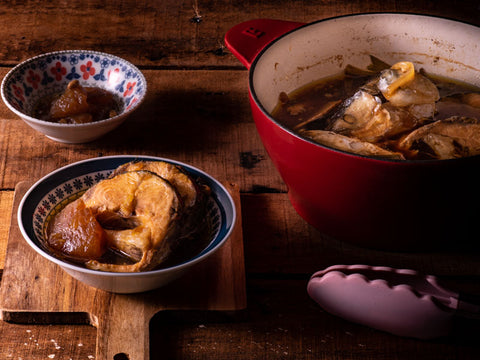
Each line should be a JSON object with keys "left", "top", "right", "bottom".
{"left": 1, "top": 50, "right": 146, "bottom": 143}
{"left": 17, "top": 155, "right": 236, "bottom": 293}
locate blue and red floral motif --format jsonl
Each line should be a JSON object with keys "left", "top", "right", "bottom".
{"left": 32, "top": 170, "right": 111, "bottom": 241}
{"left": 4, "top": 51, "right": 145, "bottom": 114}
{"left": 29, "top": 166, "right": 221, "bottom": 259}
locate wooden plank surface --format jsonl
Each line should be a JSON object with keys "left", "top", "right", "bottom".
{"left": 1, "top": 0, "right": 480, "bottom": 359}
{"left": 1, "top": 181, "right": 246, "bottom": 360}
{"left": 0, "top": 0, "right": 477, "bottom": 68}
{"left": 0, "top": 68, "right": 285, "bottom": 193}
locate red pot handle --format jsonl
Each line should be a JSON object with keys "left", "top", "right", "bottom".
{"left": 225, "top": 19, "right": 306, "bottom": 69}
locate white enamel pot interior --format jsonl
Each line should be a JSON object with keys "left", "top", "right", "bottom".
{"left": 252, "top": 14, "right": 480, "bottom": 112}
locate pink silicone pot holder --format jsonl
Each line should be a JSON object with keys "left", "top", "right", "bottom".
{"left": 307, "top": 264, "right": 480, "bottom": 339}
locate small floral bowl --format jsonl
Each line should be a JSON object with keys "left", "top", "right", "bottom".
{"left": 1, "top": 50, "right": 146, "bottom": 143}
{"left": 18, "top": 155, "right": 236, "bottom": 293}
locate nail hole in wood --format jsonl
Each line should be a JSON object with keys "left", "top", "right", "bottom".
{"left": 113, "top": 353, "right": 129, "bottom": 360}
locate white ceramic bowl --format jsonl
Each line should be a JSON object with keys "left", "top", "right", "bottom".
{"left": 18, "top": 155, "right": 236, "bottom": 293}
{"left": 1, "top": 50, "right": 146, "bottom": 143}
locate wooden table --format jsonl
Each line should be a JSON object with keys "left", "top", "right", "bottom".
{"left": 1, "top": 1, "right": 480, "bottom": 359}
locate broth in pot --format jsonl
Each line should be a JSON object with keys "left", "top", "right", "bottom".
{"left": 272, "top": 56, "right": 480, "bottom": 160}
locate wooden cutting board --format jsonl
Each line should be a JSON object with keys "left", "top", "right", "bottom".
{"left": 0, "top": 181, "right": 247, "bottom": 360}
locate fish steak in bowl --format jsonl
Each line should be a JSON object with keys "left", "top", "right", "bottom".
{"left": 18, "top": 155, "right": 236, "bottom": 293}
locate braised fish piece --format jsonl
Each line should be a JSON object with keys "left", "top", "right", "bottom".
{"left": 377, "top": 61, "right": 439, "bottom": 106}
{"left": 300, "top": 129, "right": 405, "bottom": 159}
{"left": 398, "top": 116, "right": 480, "bottom": 160}
{"left": 327, "top": 90, "right": 392, "bottom": 142}
{"left": 110, "top": 160, "right": 205, "bottom": 209}
{"left": 326, "top": 91, "right": 432, "bottom": 143}
{"left": 274, "top": 57, "right": 480, "bottom": 160}
{"left": 110, "top": 160, "right": 210, "bottom": 243}
{"left": 81, "top": 170, "right": 182, "bottom": 272}
{"left": 327, "top": 62, "right": 438, "bottom": 143}
{"left": 45, "top": 161, "right": 211, "bottom": 273}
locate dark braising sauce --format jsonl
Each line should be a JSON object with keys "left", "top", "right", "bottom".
{"left": 272, "top": 73, "right": 480, "bottom": 132}
{"left": 271, "top": 64, "right": 480, "bottom": 160}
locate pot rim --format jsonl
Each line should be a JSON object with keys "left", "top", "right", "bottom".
{"left": 248, "top": 12, "right": 480, "bottom": 165}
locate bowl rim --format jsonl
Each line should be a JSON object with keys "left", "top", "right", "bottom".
{"left": 17, "top": 155, "right": 236, "bottom": 277}
{"left": 1, "top": 49, "right": 147, "bottom": 128}
{"left": 248, "top": 12, "right": 480, "bottom": 165}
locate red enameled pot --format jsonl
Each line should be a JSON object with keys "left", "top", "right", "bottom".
{"left": 225, "top": 14, "right": 480, "bottom": 251}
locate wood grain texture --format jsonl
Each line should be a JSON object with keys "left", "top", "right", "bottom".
{"left": 149, "top": 278, "right": 480, "bottom": 360}
{"left": 0, "top": 191, "right": 13, "bottom": 269}
{"left": 1, "top": 277, "right": 480, "bottom": 360}
{"left": 0, "top": 181, "right": 246, "bottom": 360}
{"left": 0, "top": 68, "right": 285, "bottom": 193}
{"left": 1, "top": 0, "right": 480, "bottom": 359}
{"left": 0, "top": 0, "right": 478, "bottom": 68}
